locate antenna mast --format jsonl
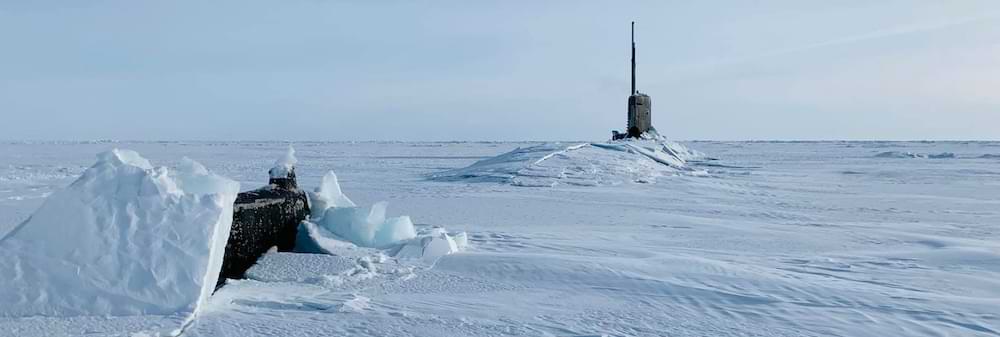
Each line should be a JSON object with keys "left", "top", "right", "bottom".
{"left": 631, "top": 21, "right": 636, "bottom": 95}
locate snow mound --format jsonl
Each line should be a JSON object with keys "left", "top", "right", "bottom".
{"left": 874, "top": 151, "right": 955, "bottom": 159}
{"left": 0, "top": 149, "right": 239, "bottom": 320}
{"left": 431, "top": 138, "right": 705, "bottom": 187}
{"left": 297, "top": 170, "right": 466, "bottom": 263}
{"left": 269, "top": 145, "right": 297, "bottom": 179}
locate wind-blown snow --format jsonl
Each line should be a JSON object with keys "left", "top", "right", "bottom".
{"left": 432, "top": 138, "right": 705, "bottom": 187}
{"left": 0, "top": 149, "right": 238, "bottom": 327}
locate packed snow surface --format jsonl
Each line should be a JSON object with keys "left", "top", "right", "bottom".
{"left": 0, "top": 149, "right": 239, "bottom": 333}
{"left": 432, "top": 138, "right": 705, "bottom": 187}
{"left": 1, "top": 141, "right": 999, "bottom": 337}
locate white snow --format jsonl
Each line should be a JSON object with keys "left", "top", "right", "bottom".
{"left": 268, "top": 145, "right": 298, "bottom": 179}
{"left": 0, "top": 149, "right": 238, "bottom": 331}
{"left": 1, "top": 141, "right": 998, "bottom": 337}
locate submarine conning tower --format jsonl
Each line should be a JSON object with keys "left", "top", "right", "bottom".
{"left": 625, "top": 21, "right": 652, "bottom": 139}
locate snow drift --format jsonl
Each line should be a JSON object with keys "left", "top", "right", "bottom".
{"left": 299, "top": 170, "right": 466, "bottom": 263}
{"left": 431, "top": 136, "right": 704, "bottom": 187}
{"left": 0, "top": 149, "right": 239, "bottom": 320}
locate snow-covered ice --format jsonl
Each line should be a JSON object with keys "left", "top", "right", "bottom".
{"left": 311, "top": 201, "right": 417, "bottom": 248}
{"left": 306, "top": 169, "right": 418, "bottom": 248}
{"left": 0, "top": 140, "right": 998, "bottom": 337}
{"left": 268, "top": 145, "right": 298, "bottom": 179}
{"left": 308, "top": 170, "right": 356, "bottom": 214}
{"left": 391, "top": 226, "right": 469, "bottom": 264}
{"left": 299, "top": 168, "right": 467, "bottom": 263}
{"left": 432, "top": 138, "right": 705, "bottom": 187}
{"left": 0, "top": 149, "right": 238, "bottom": 335}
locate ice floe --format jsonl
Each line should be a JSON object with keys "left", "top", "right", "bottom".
{"left": 299, "top": 169, "right": 467, "bottom": 263}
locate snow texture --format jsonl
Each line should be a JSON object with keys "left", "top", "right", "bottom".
{"left": 0, "top": 149, "right": 239, "bottom": 325}
{"left": 1, "top": 141, "right": 998, "bottom": 337}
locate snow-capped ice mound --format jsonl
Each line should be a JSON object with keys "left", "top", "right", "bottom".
{"left": 269, "top": 145, "right": 297, "bottom": 179}
{"left": 0, "top": 149, "right": 239, "bottom": 319}
{"left": 874, "top": 151, "right": 955, "bottom": 159}
{"left": 298, "top": 170, "right": 467, "bottom": 263}
{"left": 431, "top": 138, "right": 705, "bottom": 187}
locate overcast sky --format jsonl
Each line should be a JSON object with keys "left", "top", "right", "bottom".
{"left": 1, "top": 1, "right": 998, "bottom": 141}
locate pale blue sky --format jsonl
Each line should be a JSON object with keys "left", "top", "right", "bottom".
{"left": 1, "top": 1, "right": 998, "bottom": 141}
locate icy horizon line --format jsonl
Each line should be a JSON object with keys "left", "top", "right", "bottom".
{"left": 1, "top": 139, "right": 999, "bottom": 145}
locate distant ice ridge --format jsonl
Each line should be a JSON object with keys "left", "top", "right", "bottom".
{"left": 0, "top": 150, "right": 238, "bottom": 327}
{"left": 874, "top": 151, "right": 955, "bottom": 159}
{"left": 431, "top": 133, "right": 705, "bottom": 187}
{"left": 299, "top": 170, "right": 466, "bottom": 263}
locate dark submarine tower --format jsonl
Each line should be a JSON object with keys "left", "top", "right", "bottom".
{"left": 626, "top": 21, "right": 652, "bottom": 139}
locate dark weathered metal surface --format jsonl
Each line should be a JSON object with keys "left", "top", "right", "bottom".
{"left": 217, "top": 169, "right": 309, "bottom": 286}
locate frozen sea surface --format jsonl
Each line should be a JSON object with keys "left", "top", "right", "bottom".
{"left": 0, "top": 141, "right": 998, "bottom": 337}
